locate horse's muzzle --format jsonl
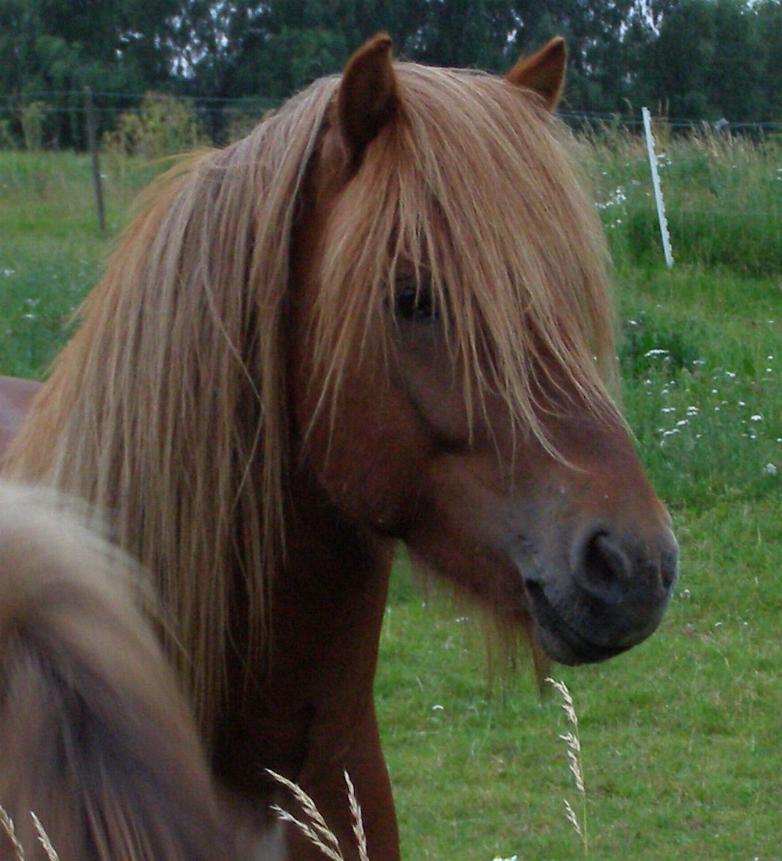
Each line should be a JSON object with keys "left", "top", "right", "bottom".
{"left": 514, "top": 523, "right": 679, "bottom": 665}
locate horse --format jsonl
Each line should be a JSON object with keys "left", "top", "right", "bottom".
{"left": 0, "top": 34, "right": 678, "bottom": 861}
{"left": 0, "top": 480, "right": 235, "bottom": 860}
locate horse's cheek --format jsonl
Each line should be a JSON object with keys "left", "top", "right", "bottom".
{"left": 293, "top": 370, "right": 431, "bottom": 536}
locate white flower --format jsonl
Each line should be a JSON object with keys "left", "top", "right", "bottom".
{"left": 763, "top": 463, "right": 778, "bottom": 476}
{"left": 750, "top": 414, "right": 763, "bottom": 422}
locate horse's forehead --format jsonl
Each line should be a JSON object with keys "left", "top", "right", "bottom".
{"left": 308, "top": 113, "right": 352, "bottom": 205}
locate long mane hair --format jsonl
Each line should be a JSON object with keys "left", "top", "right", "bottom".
{"left": 4, "top": 63, "right": 619, "bottom": 735}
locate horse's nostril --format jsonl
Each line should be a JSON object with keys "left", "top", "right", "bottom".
{"left": 574, "top": 527, "right": 678, "bottom": 604}
{"left": 575, "top": 531, "right": 632, "bottom": 604}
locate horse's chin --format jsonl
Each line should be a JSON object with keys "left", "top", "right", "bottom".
{"left": 523, "top": 579, "right": 630, "bottom": 665}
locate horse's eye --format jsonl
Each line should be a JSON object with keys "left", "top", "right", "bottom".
{"left": 394, "top": 283, "right": 438, "bottom": 322}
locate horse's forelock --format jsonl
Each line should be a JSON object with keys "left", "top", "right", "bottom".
{"left": 316, "top": 63, "right": 622, "bottom": 455}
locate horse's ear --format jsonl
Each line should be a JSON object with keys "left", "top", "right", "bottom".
{"left": 337, "top": 33, "right": 398, "bottom": 164}
{"left": 506, "top": 37, "right": 567, "bottom": 111}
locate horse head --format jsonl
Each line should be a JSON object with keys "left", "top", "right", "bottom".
{"left": 290, "top": 35, "right": 678, "bottom": 667}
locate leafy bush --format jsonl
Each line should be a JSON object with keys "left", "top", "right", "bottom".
{"left": 102, "top": 93, "right": 206, "bottom": 160}
{"left": 20, "top": 102, "right": 46, "bottom": 151}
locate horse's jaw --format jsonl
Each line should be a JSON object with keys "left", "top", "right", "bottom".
{"left": 519, "top": 567, "right": 673, "bottom": 666}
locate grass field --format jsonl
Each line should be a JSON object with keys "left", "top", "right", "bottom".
{"left": 1, "top": 134, "right": 781, "bottom": 860}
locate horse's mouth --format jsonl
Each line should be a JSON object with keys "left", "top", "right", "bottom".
{"left": 523, "top": 579, "right": 628, "bottom": 665}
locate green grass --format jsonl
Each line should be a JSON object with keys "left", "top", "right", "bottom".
{"left": 382, "top": 498, "right": 782, "bottom": 860}
{"left": 1, "top": 143, "right": 781, "bottom": 860}
{"left": 588, "top": 128, "right": 782, "bottom": 275}
{"left": 0, "top": 150, "right": 158, "bottom": 376}
{"left": 618, "top": 266, "right": 782, "bottom": 509}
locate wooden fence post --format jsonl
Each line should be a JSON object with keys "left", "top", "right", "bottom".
{"left": 84, "top": 87, "right": 106, "bottom": 234}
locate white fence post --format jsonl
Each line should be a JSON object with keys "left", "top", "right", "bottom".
{"left": 642, "top": 107, "right": 674, "bottom": 269}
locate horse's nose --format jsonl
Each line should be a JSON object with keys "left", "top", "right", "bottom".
{"left": 571, "top": 526, "right": 678, "bottom": 606}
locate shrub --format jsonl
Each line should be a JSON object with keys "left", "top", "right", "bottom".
{"left": 102, "top": 93, "right": 206, "bottom": 161}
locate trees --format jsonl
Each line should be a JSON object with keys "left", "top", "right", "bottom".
{"left": 1, "top": 0, "right": 780, "bottom": 149}
{"left": 640, "top": 0, "right": 780, "bottom": 122}
{"left": 0, "top": 0, "right": 179, "bottom": 94}
{"left": 755, "top": 0, "right": 782, "bottom": 122}
{"left": 0, "top": 0, "right": 180, "bottom": 146}
{"left": 644, "top": 0, "right": 717, "bottom": 118}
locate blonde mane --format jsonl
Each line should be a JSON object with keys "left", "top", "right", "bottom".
{"left": 3, "top": 63, "right": 619, "bottom": 735}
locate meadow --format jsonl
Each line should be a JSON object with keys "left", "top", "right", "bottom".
{"left": 1, "top": 127, "right": 781, "bottom": 860}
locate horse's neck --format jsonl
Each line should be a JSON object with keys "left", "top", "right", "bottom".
{"left": 214, "top": 466, "right": 394, "bottom": 788}
{"left": 270, "top": 468, "right": 395, "bottom": 704}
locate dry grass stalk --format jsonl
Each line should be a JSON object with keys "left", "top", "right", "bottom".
{"left": 267, "top": 768, "right": 345, "bottom": 861}
{"left": 0, "top": 806, "right": 25, "bottom": 861}
{"left": 30, "top": 814, "right": 59, "bottom": 861}
{"left": 269, "top": 805, "right": 344, "bottom": 861}
{"left": 267, "top": 768, "right": 370, "bottom": 861}
{"left": 547, "top": 677, "right": 589, "bottom": 856}
{"left": 344, "top": 771, "right": 369, "bottom": 861}
{"left": 562, "top": 798, "right": 583, "bottom": 839}
{"left": 0, "top": 809, "right": 60, "bottom": 861}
